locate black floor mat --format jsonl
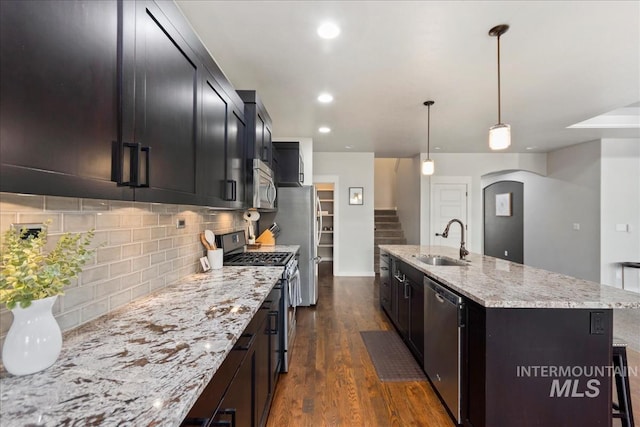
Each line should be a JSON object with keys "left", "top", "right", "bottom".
{"left": 360, "top": 330, "right": 427, "bottom": 382}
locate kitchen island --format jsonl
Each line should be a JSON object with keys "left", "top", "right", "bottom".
{"left": 0, "top": 265, "right": 284, "bottom": 426}
{"left": 379, "top": 245, "right": 640, "bottom": 427}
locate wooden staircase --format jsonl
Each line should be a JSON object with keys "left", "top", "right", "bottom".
{"left": 374, "top": 209, "right": 406, "bottom": 273}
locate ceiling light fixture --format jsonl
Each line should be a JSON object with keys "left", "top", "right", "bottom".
{"left": 488, "top": 24, "right": 511, "bottom": 150}
{"left": 318, "top": 93, "right": 333, "bottom": 103}
{"left": 317, "top": 22, "right": 340, "bottom": 39}
{"left": 318, "top": 126, "right": 331, "bottom": 133}
{"left": 422, "top": 100, "right": 435, "bottom": 176}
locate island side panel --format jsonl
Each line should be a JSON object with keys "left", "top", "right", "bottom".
{"left": 483, "top": 308, "right": 613, "bottom": 427}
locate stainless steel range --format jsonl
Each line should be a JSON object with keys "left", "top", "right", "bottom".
{"left": 224, "top": 251, "right": 292, "bottom": 267}
{"left": 217, "top": 231, "right": 299, "bottom": 372}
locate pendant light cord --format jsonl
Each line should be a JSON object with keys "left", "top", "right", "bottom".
{"left": 497, "top": 34, "right": 502, "bottom": 124}
{"left": 427, "top": 103, "right": 431, "bottom": 159}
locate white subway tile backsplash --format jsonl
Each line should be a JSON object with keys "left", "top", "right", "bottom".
{"left": 150, "top": 252, "right": 165, "bottom": 265}
{"left": 96, "top": 214, "right": 120, "bottom": 230}
{"left": 95, "top": 278, "right": 122, "bottom": 298}
{"left": 63, "top": 214, "right": 96, "bottom": 232}
{"left": 0, "top": 193, "right": 44, "bottom": 211}
{"left": 56, "top": 310, "right": 81, "bottom": 331}
{"left": 81, "top": 199, "right": 111, "bottom": 211}
{"left": 110, "top": 259, "right": 132, "bottom": 277}
{"left": 46, "top": 196, "right": 81, "bottom": 212}
{"left": 142, "top": 241, "right": 159, "bottom": 254}
{"left": 158, "top": 238, "right": 172, "bottom": 250}
{"left": 132, "top": 228, "right": 151, "bottom": 242}
{"left": 0, "top": 192, "right": 244, "bottom": 344}
{"left": 80, "top": 298, "right": 109, "bottom": 323}
{"left": 132, "top": 256, "right": 150, "bottom": 271}
{"left": 109, "top": 290, "right": 132, "bottom": 310}
{"left": 97, "top": 246, "right": 122, "bottom": 264}
{"left": 109, "top": 230, "right": 132, "bottom": 245}
{"left": 62, "top": 285, "right": 95, "bottom": 308}
{"left": 122, "top": 243, "right": 142, "bottom": 258}
{"left": 80, "top": 265, "right": 110, "bottom": 285}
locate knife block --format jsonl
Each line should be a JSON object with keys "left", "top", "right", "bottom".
{"left": 256, "top": 229, "right": 276, "bottom": 246}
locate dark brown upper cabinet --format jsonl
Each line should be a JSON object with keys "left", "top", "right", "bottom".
{"left": 1, "top": 0, "right": 249, "bottom": 209}
{"left": 237, "top": 90, "right": 273, "bottom": 169}
{"left": 200, "top": 70, "right": 247, "bottom": 209}
{"left": 120, "top": 0, "right": 201, "bottom": 205}
{"left": 272, "top": 142, "right": 304, "bottom": 187}
{"left": 0, "top": 0, "right": 131, "bottom": 200}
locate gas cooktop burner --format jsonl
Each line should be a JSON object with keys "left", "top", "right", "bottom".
{"left": 224, "top": 251, "right": 293, "bottom": 267}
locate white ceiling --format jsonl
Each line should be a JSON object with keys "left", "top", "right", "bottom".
{"left": 175, "top": 1, "right": 640, "bottom": 157}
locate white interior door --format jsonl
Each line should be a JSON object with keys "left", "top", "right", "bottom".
{"left": 430, "top": 182, "right": 469, "bottom": 248}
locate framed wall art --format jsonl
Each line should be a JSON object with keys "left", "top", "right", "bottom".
{"left": 349, "top": 187, "right": 363, "bottom": 205}
{"left": 495, "top": 192, "right": 512, "bottom": 216}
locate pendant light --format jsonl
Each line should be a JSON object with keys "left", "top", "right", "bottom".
{"left": 488, "top": 24, "right": 510, "bottom": 150}
{"left": 422, "top": 100, "right": 435, "bottom": 175}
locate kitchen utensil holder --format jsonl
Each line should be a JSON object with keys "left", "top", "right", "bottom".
{"left": 207, "top": 249, "right": 223, "bottom": 270}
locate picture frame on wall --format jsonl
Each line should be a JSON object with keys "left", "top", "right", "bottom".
{"left": 349, "top": 187, "right": 364, "bottom": 205}
{"left": 495, "top": 192, "right": 512, "bottom": 216}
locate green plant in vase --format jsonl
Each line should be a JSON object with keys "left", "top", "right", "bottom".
{"left": 0, "top": 222, "right": 95, "bottom": 376}
{"left": 0, "top": 222, "right": 95, "bottom": 309}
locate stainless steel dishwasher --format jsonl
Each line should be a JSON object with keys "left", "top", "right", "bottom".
{"left": 424, "top": 276, "right": 464, "bottom": 424}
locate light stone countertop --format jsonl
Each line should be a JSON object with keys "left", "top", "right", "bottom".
{"left": 380, "top": 245, "right": 640, "bottom": 309}
{"left": 0, "top": 266, "right": 285, "bottom": 427}
{"left": 247, "top": 244, "right": 300, "bottom": 254}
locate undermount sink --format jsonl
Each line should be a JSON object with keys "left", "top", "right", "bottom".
{"left": 413, "top": 255, "right": 469, "bottom": 266}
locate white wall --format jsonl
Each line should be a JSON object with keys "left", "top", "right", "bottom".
{"left": 396, "top": 156, "right": 421, "bottom": 245}
{"left": 418, "top": 152, "right": 547, "bottom": 252}
{"left": 374, "top": 158, "right": 397, "bottom": 209}
{"left": 314, "top": 152, "right": 375, "bottom": 276}
{"left": 601, "top": 138, "right": 640, "bottom": 291}
{"left": 273, "top": 137, "right": 313, "bottom": 186}
{"left": 481, "top": 141, "right": 602, "bottom": 282}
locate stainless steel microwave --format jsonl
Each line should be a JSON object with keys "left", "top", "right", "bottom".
{"left": 253, "top": 159, "right": 277, "bottom": 209}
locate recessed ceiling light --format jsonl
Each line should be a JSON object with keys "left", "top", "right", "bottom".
{"left": 317, "top": 22, "right": 340, "bottom": 39}
{"left": 317, "top": 93, "right": 333, "bottom": 103}
{"left": 525, "top": 146, "right": 537, "bottom": 150}
{"left": 345, "top": 145, "right": 353, "bottom": 149}
{"left": 434, "top": 147, "right": 441, "bottom": 150}
{"left": 318, "top": 126, "right": 331, "bottom": 133}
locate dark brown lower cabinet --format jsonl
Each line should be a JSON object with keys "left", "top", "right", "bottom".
{"left": 184, "top": 284, "right": 282, "bottom": 427}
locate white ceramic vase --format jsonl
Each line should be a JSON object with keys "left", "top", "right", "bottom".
{"left": 2, "top": 295, "right": 62, "bottom": 376}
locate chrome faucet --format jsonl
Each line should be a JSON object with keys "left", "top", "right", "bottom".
{"left": 436, "top": 219, "right": 469, "bottom": 260}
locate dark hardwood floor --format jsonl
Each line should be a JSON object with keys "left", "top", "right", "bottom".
{"left": 267, "top": 263, "right": 453, "bottom": 427}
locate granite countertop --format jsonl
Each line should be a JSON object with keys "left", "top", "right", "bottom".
{"left": 247, "top": 244, "right": 300, "bottom": 254}
{"left": 379, "top": 245, "right": 640, "bottom": 309}
{"left": 0, "top": 266, "right": 285, "bottom": 426}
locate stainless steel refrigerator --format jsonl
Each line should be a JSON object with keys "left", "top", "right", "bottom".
{"left": 275, "top": 186, "right": 321, "bottom": 306}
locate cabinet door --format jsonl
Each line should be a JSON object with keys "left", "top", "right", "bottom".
{"left": 215, "top": 348, "right": 254, "bottom": 427}
{"left": 254, "top": 309, "right": 270, "bottom": 426}
{"left": 125, "top": 1, "right": 200, "bottom": 204}
{"left": 227, "top": 108, "right": 247, "bottom": 209}
{"left": 409, "top": 278, "right": 425, "bottom": 362}
{"left": 0, "top": 0, "right": 131, "bottom": 200}
{"left": 379, "top": 253, "right": 391, "bottom": 314}
{"left": 200, "top": 75, "right": 228, "bottom": 206}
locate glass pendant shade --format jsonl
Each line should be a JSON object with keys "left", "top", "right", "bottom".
{"left": 422, "top": 159, "right": 435, "bottom": 175}
{"left": 489, "top": 123, "right": 511, "bottom": 150}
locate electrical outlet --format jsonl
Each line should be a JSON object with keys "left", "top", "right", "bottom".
{"left": 504, "top": 250, "right": 508, "bottom": 256}
{"left": 11, "top": 223, "right": 43, "bottom": 239}
{"left": 176, "top": 218, "right": 186, "bottom": 229}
